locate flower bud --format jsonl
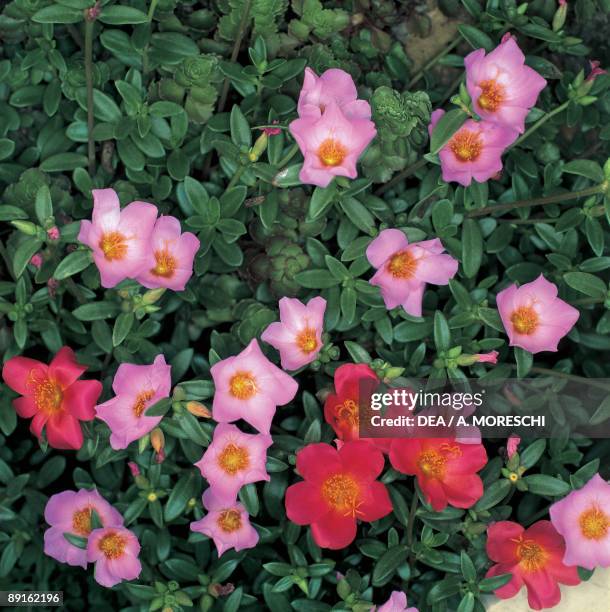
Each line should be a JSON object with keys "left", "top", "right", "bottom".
{"left": 46, "top": 226, "right": 60, "bottom": 240}
{"left": 186, "top": 401, "right": 212, "bottom": 418}
{"left": 30, "top": 253, "right": 43, "bottom": 268}
{"left": 142, "top": 287, "right": 166, "bottom": 304}
{"left": 248, "top": 132, "right": 268, "bottom": 162}
{"left": 151, "top": 427, "right": 165, "bottom": 453}
{"left": 11, "top": 220, "right": 38, "bottom": 235}
{"left": 127, "top": 461, "right": 140, "bottom": 477}
{"left": 552, "top": 2, "right": 568, "bottom": 32}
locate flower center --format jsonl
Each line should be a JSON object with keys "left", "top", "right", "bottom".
{"left": 151, "top": 249, "right": 177, "bottom": 278}
{"left": 321, "top": 474, "right": 360, "bottom": 514}
{"left": 418, "top": 450, "right": 447, "bottom": 478}
{"left": 72, "top": 507, "right": 93, "bottom": 536}
{"left": 132, "top": 389, "right": 155, "bottom": 418}
{"left": 478, "top": 79, "right": 504, "bottom": 112}
{"left": 229, "top": 372, "right": 257, "bottom": 400}
{"left": 98, "top": 532, "right": 127, "bottom": 559}
{"left": 579, "top": 506, "right": 609, "bottom": 540}
{"left": 317, "top": 138, "right": 347, "bottom": 167}
{"left": 217, "top": 509, "right": 242, "bottom": 533}
{"left": 33, "top": 377, "right": 63, "bottom": 414}
{"left": 336, "top": 399, "right": 359, "bottom": 428}
{"left": 516, "top": 539, "right": 547, "bottom": 572}
{"left": 99, "top": 231, "right": 128, "bottom": 261}
{"left": 449, "top": 129, "right": 483, "bottom": 162}
{"left": 387, "top": 249, "right": 417, "bottom": 279}
{"left": 510, "top": 306, "right": 539, "bottom": 335}
{"left": 217, "top": 443, "right": 250, "bottom": 475}
{"left": 296, "top": 327, "right": 318, "bottom": 354}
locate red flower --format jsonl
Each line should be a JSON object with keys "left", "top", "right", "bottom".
{"left": 485, "top": 520, "right": 580, "bottom": 610}
{"left": 2, "top": 347, "right": 102, "bottom": 450}
{"left": 285, "top": 441, "right": 393, "bottom": 549}
{"left": 389, "top": 437, "right": 487, "bottom": 511}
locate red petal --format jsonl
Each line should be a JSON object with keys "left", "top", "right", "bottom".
{"left": 522, "top": 569, "right": 561, "bottom": 611}
{"left": 446, "top": 442, "right": 488, "bottom": 474}
{"left": 486, "top": 563, "right": 524, "bottom": 600}
{"left": 357, "top": 481, "right": 393, "bottom": 522}
{"left": 419, "top": 477, "right": 448, "bottom": 511}
{"left": 311, "top": 511, "right": 357, "bottom": 549}
{"left": 49, "top": 347, "right": 87, "bottom": 388}
{"left": 63, "top": 380, "right": 102, "bottom": 421}
{"left": 338, "top": 440, "right": 385, "bottom": 481}
{"left": 295, "top": 443, "right": 341, "bottom": 482}
{"left": 285, "top": 482, "right": 327, "bottom": 525}
{"left": 389, "top": 438, "right": 423, "bottom": 475}
{"left": 334, "top": 363, "right": 378, "bottom": 397}
{"left": 443, "top": 473, "right": 483, "bottom": 508}
{"left": 30, "top": 412, "right": 47, "bottom": 438}
{"left": 46, "top": 413, "right": 83, "bottom": 450}
{"left": 2, "top": 356, "right": 47, "bottom": 395}
{"left": 486, "top": 521, "right": 523, "bottom": 563}
{"left": 13, "top": 396, "right": 38, "bottom": 418}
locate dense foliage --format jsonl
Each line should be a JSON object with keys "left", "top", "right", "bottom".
{"left": 1, "top": 1, "right": 610, "bottom": 611}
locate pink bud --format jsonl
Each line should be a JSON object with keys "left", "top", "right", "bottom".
{"left": 30, "top": 253, "right": 43, "bottom": 268}
{"left": 47, "top": 226, "right": 60, "bottom": 240}
{"left": 558, "top": 0, "right": 567, "bottom": 6}
{"left": 85, "top": 1, "right": 101, "bottom": 21}
{"left": 47, "top": 278, "right": 59, "bottom": 297}
{"left": 507, "top": 435, "right": 521, "bottom": 459}
{"left": 501, "top": 32, "right": 516, "bottom": 44}
{"left": 128, "top": 462, "right": 140, "bottom": 477}
{"left": 263, "top": 120, "right": 282, "bottom": 136}
{"left": 475, "top": 350, "right": 499, "bottom": 364}
{"left": 586, "top": 60, "right": 607, "bottom": 82}
{"left": 154, "top": 448, "right": 165, "bottom": 464}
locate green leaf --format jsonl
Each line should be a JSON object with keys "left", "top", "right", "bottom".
{"left": 433, "top": 311, "right": 451, "bottom": 352}
{"left": 563, "top": 160, "right": 605, "bottom": 183}
{"left": 514, "top": 347, "right": 533, "bottom": 377}
{"left": 112, "top": 312, "right": 134, "bottom": 347}
{"left": 458, "top": 24, "right": 493, "bottom": 51}
{"left": 164, "top": 472, "right": 198, "bottom": 522}
{"left": 99, "top": 6, "right": 149, "bottom": 25}
{"left": 563, "top": 271, "right": 607, "bottom": 298}
{"left": 590, "top": 395, "right": 610, "bottom": 426}
{"left": 479, "top": 573, "right": 513, "bottom": 592}
{"left": 344, "top": 341, "right": 372, "bottom": 364}
{"left": 145, "top": 397, "right": 172, "bottom": 417}
{"left": 520, "top": 439, "right": 546, "bottom": 469}
{"left": 40, "top": 153, "right": 88, "bottom": 172}
{"left": 308, "top": 183, "right": 337, "bottom": 220}
{"left": 0, "top": 139, "right": 15, "bottom": 161}
{"left": 430, "top": 109, "right": 468, "bottom": 154}
{"left": 461, "top": 219, "right": 483, "bottom": 278}
{"left": 13, "top": 239, "right": 43, "bottom": 278}
{"left": 371, "top": 545, "right": 408, "bottom": 586}
{"left": 63, "top": 533, "right": 88, "bottom": 549}
{"left": 523, "top": 474, "right": 570, "bottom": 496}
{"left": 73, "top": 302, "right": 120, "bottom": 321}
{"left": 474, "top": 478, "right": 510, "bottom": 511}
{"left": 230, "top": 105, "right": 251, "bottom": 148}
{"left": 294, "top": 270, "right": 340, "bottom": 289}
{"left": 32, "top": 5, "right": 83, "bottom": 23}
{"left": 54, "top": 250, "right": 92, "bottom": 280}
{"left": 338, "top": 197, "right": 376, "bottom": 235}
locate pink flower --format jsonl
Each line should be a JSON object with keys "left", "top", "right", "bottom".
{"left": 376, "top": 591, "right": 418, "bottom": 612}
{"left": 135, "top": 216, "right": 200, "bottom": 292}
{"left": 194, "top": 423, "right": 272, "bottom": 500}
{"left": 95, "top": 355, "right": 172, "bottom": 450}
{"left": 476, "top": 351, "right": 498, "bottom": 364}
{"left": 429, "top": 110, "right": 517, "bottom": 186}
{"left": 77, "top": 188, "right": 157, "bottom": 288}
{"left": 43, "top": 489, "right": 123, "bottom": 569}
{"left": 496, "top": 275, "right": 579, "bottom": 353}
{"left": 47, "top": 226, "right": 60, "bottom": 240}
{"left": 263, "top": 120, "right": 282, "bottom": 136}
{"left": 366, "top": 229, "right": 458, "bottom": 317}
{"left": 261, "top": 297, "right": 326, "bottom": 370}
{"left": 507, "top": 434, "right": 520, "bottom": 459}
{"left": 190, "top": 488, "right": 259, "bottom": 557}
{"left": 587, "top": 60, "right": 607, "bottom": 82}
{"left": 465, "top": 37, "right": 547, "bottom": 134}
{"left": 297, "top": 67, "right": 371, "bottom": 120}
{"left": 549, "top": 473, "right": 610, "bottom": 569}
{"left": 289, "top": 102, "right": 377, "bottom": 188}
{"left": 30, "top": 253, "right": 43, "bottom": 268}
{"left": 87, "top": 526, "right": 141, "bottom": 587}
{"left": 211, "top": 339, "right": 298, "bottom": 434}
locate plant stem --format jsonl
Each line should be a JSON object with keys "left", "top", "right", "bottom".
{"left": 508, "top": 100, "right": 570, "bottom": 150}
{"left": 226, "top": 166, "right": 246, "bottom": 191}
{"left": 406, "top": 492, "right": 418, "bottom": 547}
{"left": 467, "top": 183, "right": 607, "bottom": 218}
{"left": 217, "top": 0, "right": 252, "bottom": 113}
{"left": 276, "top": 142, "right": 299, "bottom": 169}
{"left": 84, "top": 18, "right": 96, "bottom": 176}
{"left": 374, "top": 158, "right": 427, "bottom": 196}
{"left": 408, "top": 38, "right": 460, "bottom": 89}
{"left": 147, "top": 0, "right": 159, "bottom": 21}
{"left": 527, "top": 366, "right": 610, "bottom": 391}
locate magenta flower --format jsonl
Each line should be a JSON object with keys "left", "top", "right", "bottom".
{"left": 464, "top": 37, "right": 547, "bottom": 134}
{"left": 190, "top": 488, "right": 259, "bottom": 557}
{"left": 550, "top": 474, "right": 610, "bottom": 569}
{"left": 587, "top": 60, "right": 607, "bottom": 82}
{"left": 77, "top": 188, "right": 157, "bottom": 288}
{"left": 376, "top": 591, "right": 418, "bottom": 612}
{"left": 366, "top": 229, "right": 458, "bottom": 317}
{"left": 429, "top": 110, "right": 517, "bottom": 186}
{"left": 43, "top": 489, "right": 123, "bottom": 569}
{"left": 507, "top": 435, "right": 520, "bottom": 459}
{"left": 210, "top": 339, "right": 298, "bottom": 434}
{"left": 194, "top": 423, "right": 272, "bottom": 500}
{"left": 476, "top": 351, "right": 499, "bottom": 364}
{"left": 289, "top": 102, "right": 377, "bottom": 188}
{"left": 87, "top": 526, "right": 141, "bottom": 587}
{"left": 135, "top": 216, "right": 200, "bottom": 292}
{"left": 95, "top": 355, "right": 172, "bottom": 450}
{"left": 496, "top": 275, "right": 579, "bottom": 353}
{"left": 261, "top": 297, "right": 326, "bottom": 370}
{"left": 297, "top": 67, "right": 371, "bottom": 120}
{"left": 30, "top": 253, "right": 43, "bottom": 268}
{"left": 47, "top": 226, "right": 60, "bottom": 240}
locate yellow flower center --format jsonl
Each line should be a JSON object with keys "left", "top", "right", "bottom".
{"left": 449, "top": 129, "right": 483, "bottom": 162}
{"left": 99, "top": 231, "right": 128, "bottom": 261}
{"left": 387, "top": 250, "right": 418, "bottom": 279}
{"left": 296, "top": 327, "right": 318, "bottom": 354}
{"left": 336, "top": 399, "right": 359, "bottom": 429}
{"left": 132, "top": 389, "right": 155, "bottom": 418}
{"left": 229, "top": 372, "right": 257, "bottom": 400}
{"left": 478, "top": 79, "right": 504, "bottom": 112}
{"left": 321, "top": 474, "right": 360, "bottom": 515}
{"left": 516, "top": 538, "right": 547, "bottom": 572}
{"left": 32, "top": 376, "right": 63, "bottom": 414}
{"left": 72, "top": 507, "right": 93, "bottom": 536}
{"left": 217, "top": 443, "right": 250, "bottom": 475}
{"left": 510, "top": 306, "right": 539, "bottom": 335}
{"left": 217, "top": 509, "right": 242, "bottom": 533}
{"left": 418, "top": 450, "right": 447, "bottom": 478}
{"left": 98, "top": 532, "right": 127, "bottom": 559}
{"left": 579, "top": 506, "right": 609, "bottom": 540}
{"left": 317, "top": 138, "right": 347, "bottom": 167}
{"left": 151, "top": 249, "right": 177, "bottom": 278}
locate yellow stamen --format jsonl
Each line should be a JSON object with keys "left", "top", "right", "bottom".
{"left": 217, "top": 509, "right": 242, "bottom": 533}
{"left": 33, "top": 376, "right": 63, "bottom": 414}
{"left": 151, "top": 249, "right": 177, "bottom": 278}
{"left": 98, "top": 532, "right": 127, "bottom": 559}
{"left": 133, "top": 390, "right": 155, "bottom": 418}
{"left": 387, "top": 250, "right": 418, "bottom": 279}
{"left": 72, "top": 507, "right": 93, "bottom": 536}
{"left": 478, "top": 79, "right": 504, "bottom": 112}
{"left": 321, "top": 474, "right": 361, "bottom": 516}
{"left": 99, "top": 231, "right": 128, "bottom": 261}
{"left": 516, "top": 538, "right": 547, "bottom": 572}
{"left": 229, "top": 372, "right": 257, "bottom": 400}
{"left": 317, "top": 139, "right": 347, "bottom": 167}
{"left": 336, "top": 399, "right": 359, "bottom": 429}
{"left": 579, "top": 506, "right": 609, "bottom": 540}
{"left": 217, "top": 443, "right": 250, "bottom": 475}
{"left": 449, "top": 130, "right": 483, "bottom": 162}
{"left": 296, "top": 327, "right": 318, "bottom": 354}
{"left": 510, "top": 306, "right": 539, "bottom": 335}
